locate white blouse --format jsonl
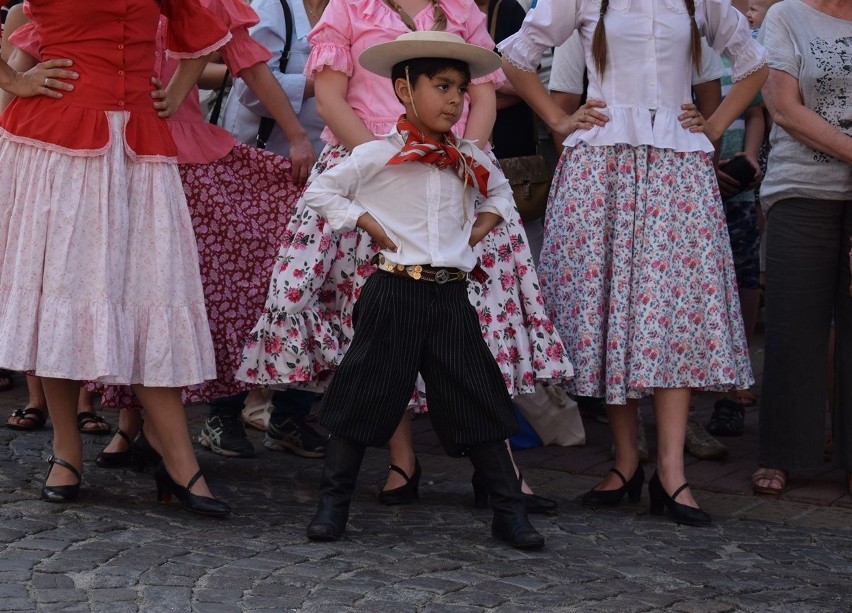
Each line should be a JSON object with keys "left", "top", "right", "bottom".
{"left": 499, "top": 0, "right": 767, "bottom": 153}
{"left": 304, "top": 128, "right": 515, "bottom": 272}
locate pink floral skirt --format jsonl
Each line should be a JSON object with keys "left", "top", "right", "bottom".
{"left": 95, "top": 143, "right": 303, "bottom": 408}
{"left": 238, "top": 144, "right": 573, "bottom": 409}
{"left": 540, "top": 143, "right": 754, "bottom": 405}
{"left": 0, "top": 113, "right": 215, "bottom": 386}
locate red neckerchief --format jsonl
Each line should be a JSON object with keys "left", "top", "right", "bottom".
{"left": 386, "top": 116, "right": 490, "bottom": 198}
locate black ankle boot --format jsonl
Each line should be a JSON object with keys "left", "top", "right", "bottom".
{"left": 467, "top": 442, "right": 545, "bottom": 550}
{"left": 307, "top": 437, "right": 366, "bottom": 542}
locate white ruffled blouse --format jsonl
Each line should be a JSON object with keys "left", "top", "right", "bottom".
{"left": 498, "top": 0, "right": 766, "bottom": 153}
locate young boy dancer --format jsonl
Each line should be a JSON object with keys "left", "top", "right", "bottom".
{"left": 303, "top": 31, "right": 544, "bottom": 550}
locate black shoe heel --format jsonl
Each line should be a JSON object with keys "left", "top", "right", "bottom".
{"left": 648, "top": 472, "right": 711, "bottom": 527}
{"left": 41, "top": 456, "right": 82, "bottom": 503}
{"left": 130, "top": 431, "right": 162, "bottom": 473}
{"left": 95, "top": 428, "right": 135, "bottom": 469}
{"left": 377, "top": 459, "right": 420, "bottom": 506}
{"left": 153, "top": 464, "right": 230, "bottom": 517}
{"left": 581, "top": 465, "right": 644, "bottom": 509}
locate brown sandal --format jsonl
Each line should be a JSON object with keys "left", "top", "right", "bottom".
{"left": 752, "top": 467, "right": 787, "bottom": 495}
{"left": 6, "top": 407, "right": 47, "bottom": 431}
{"left": 77, "top": 411, "right": 112, "bottom": 435}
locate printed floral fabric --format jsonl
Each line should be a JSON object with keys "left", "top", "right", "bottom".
{"left": 0, "top": 112, "right": 216, "bottom": 386}
{"left": 96, "top": 143, "right": 303, "bottom": 408}
{"left": 238, "top": 144, "right": 573, "bottom": 409}
{"left": 541, "top": 143, "right": 754, "bottom": 405}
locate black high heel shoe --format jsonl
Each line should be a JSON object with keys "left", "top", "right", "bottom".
{"left": 130, "top": 431, "right": 162, "bottom": 472}
{"left": 472, "top": 471, "right": 558, "bottom": 515}
{"left": 41, "top": 456, "right": 82, "bottom": 503}
{"left": 581, "top": 465, "right": 644, "bottom": 509}
{"left": 377, "top": 458, "right": 420, "bottom": 505}
{"left": 648, "top": 471, "right": 711, "bottom": 526}
{"left": 153, "top": 464, "right": 230, "bottom": 517}
{"left": 95, "top": 428, "right": 135, "bottom": 469}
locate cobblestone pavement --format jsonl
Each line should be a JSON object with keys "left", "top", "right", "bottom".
{"left": 1, "top": 377, "right": 852, "bottom": 612}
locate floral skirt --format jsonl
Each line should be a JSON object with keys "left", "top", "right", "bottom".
{"left": 541, "top": 143, "right": 754, "bottom": 405}
{"left": 238, "top": 144, "right": 573, "bottom": 409}
{"left": 0, "top": 112, "right": 215, "bottom": 386}
{"left": 96, "top": 143, "right": 303, "bottom": 408}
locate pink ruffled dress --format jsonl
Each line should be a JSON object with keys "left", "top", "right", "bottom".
{"left": 0, "top": 0, "right": 230, "bottom": 387}
{"left": 237, "top": 0, "right": 574, "bottom": 404}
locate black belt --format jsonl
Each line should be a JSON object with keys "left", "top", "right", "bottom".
{"left": 376, "top": 255, "right": 466, "bottom": 284}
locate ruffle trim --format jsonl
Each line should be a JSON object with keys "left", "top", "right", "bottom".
{"left": 564, "top": 106, "right": 715, "bottom": 153}
{"left": 237, "top": 309, "right": 343, "bottom": 387}
{"left": 167, "top": 31, "right": 233, "bottom": 60}
{"left": 0, "top": 127, "right": 110, "bottom": 158}
{"left": 304, "top": 42, "right": 353, "bottom": 79}
{"left": 497, "top": 35, "right": 544, "bottom": 74}
{"left": 220, "top": 28, "right": 272, "bottom": 76}
{"left": 0, "top": 288, "right": 216, "bottom": 387}
{"left": 166, "top": 119, "right": 235, "bottom": 165}
{"left": 732, "top": 60, "right": 767, "bottom": 83}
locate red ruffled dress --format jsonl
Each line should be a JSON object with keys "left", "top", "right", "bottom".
{"left": 0, "top": 0, "right": 229, "bottom": 386}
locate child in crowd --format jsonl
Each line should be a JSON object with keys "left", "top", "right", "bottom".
{"left": 746, "top": 0, "right": 781, "bottom": 32}
{"left": 303, "top": 31, "right": 544, "bottom": 550}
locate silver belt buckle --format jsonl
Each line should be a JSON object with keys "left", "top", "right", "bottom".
{"left": 434, "top": 269, "right": 449, "bottom": 284}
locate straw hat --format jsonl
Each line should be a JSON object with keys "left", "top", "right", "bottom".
{"left": 359, "top": 31, "right": 501, "bottom": 79}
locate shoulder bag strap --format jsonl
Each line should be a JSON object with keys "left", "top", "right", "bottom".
{"left": 207, "top": 68, "right": 231, "bottom": 125}
{"left": 256, "top": 0, "right": 295, "bottom": 149}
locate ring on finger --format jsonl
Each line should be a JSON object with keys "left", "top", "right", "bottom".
{"left": 44, "top": 77, "right": 49, "bottom": 87}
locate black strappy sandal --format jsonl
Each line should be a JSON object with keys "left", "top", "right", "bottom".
{"left": 77, "top": 411, "right": 112, "bottom": 436}
{"left": 6, "top": 407, "right": 47, "bottom": 431}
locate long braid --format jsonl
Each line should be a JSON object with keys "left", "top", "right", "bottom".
{"left": 685, "top": 0, "right": 703, "bottom": 75}
{"left": 591, "top": 0, "right": 609, "bottom": 78}
{"left": 383, "top": 0, "right": 447, "bottom": 31}
{"left": 430, "top": 0, "right": 447, "bottom": 31}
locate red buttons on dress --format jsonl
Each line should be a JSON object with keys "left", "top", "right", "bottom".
{"left": 118, "top": 100, "right": 125, "bottom": 107}
{"left": 118, "top": 70, "right": 124, "bottom": 76}
{"left": 117, "top": 44, "right": 124, "bottom": 50}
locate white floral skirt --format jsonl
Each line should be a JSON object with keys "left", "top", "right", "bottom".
{"left": 0, "top": 112, "right": 215, "bottom": 386}
{"left": 238, "top": 144, "right": 573, "bottom": 408}
{"left": 541, "top": 143, "right": 754, "bottom": 405}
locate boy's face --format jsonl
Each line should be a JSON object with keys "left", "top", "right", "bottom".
{"left": 396, "top": 68, "right": 468, "bottom": 141}
{"left": 746, "top": 0, "right": 774, "bottom": 29}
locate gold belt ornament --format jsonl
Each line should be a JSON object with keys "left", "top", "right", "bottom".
{"left": 377, "top": 255, "right": 466, "bottom": 284}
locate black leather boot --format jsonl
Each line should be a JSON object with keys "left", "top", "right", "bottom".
{"left": 307, "top": 437, "right": 366, "bottom": 541}
{"left": 467, "top": 442, "right": 545, "bottom": 549}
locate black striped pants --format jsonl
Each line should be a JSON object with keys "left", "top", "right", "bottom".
{"left": 317, "top": 271, "right": 518, "bottom": 456}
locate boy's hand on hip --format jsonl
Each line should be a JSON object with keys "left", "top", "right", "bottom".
{"left": 357, "top": 213, "right": 397, "bottom": 252}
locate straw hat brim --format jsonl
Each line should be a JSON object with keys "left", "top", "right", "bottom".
{"left": 359, "top": 36, "right": 502, "bottom": 79}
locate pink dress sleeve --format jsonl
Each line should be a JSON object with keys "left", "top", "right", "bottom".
{"left": 304, "top": 0, "right": 355, "bottom": 77}
{"left": 443, "top": 0, "right": 505, "bottom": 86}
{"left": 161, "top": 0, "right": 232, "bottom": 59}
{"left": 201, "top": 0, "right": 272, "bottom": 75}
{"left": 7, "top": 21, "right": 40, "bottom": 60}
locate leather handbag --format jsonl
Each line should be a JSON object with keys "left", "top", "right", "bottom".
{"left": 499, "top": 155, "right": 552, "bottom": 222}
{"left": 513, "top": 382, "right": 586, "bottom": 447}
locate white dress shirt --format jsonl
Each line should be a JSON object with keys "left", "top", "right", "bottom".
{"left": 304, "top": 128, "right": 515, "bottom": 272}
{"left": 221, "top": 0, "right": 325, "bottom": 156}
{"left": 500, "top": 0, "right": 766, "bottom": 153}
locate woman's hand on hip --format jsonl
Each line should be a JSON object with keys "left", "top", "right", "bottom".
{"left": 6, "top": 59, "right": 77, "bottom": 99}
{"left": 552, "top": 99, "right": 608, "bottom": 143}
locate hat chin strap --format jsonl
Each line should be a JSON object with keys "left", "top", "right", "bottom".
{"left": 405, "top": 65, "right": 420, "bottom": 119}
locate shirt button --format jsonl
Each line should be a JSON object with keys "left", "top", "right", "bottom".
{"left": 649, "top": 57, "right": 656, "bottom": 62}
{"left": 650, "top": 81, "right": 656, "bottom": 86}
{"left": 648, "top": 34, "right": 654, "bottom": 40}
{"left": 118, "top": 100, "right": 125, "bottom": 107}
{"left": 117, "top": 44, "right": 124, "bottom": 50}
{"left": 117, "top": 70, "right": 124, "bottom": 76}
